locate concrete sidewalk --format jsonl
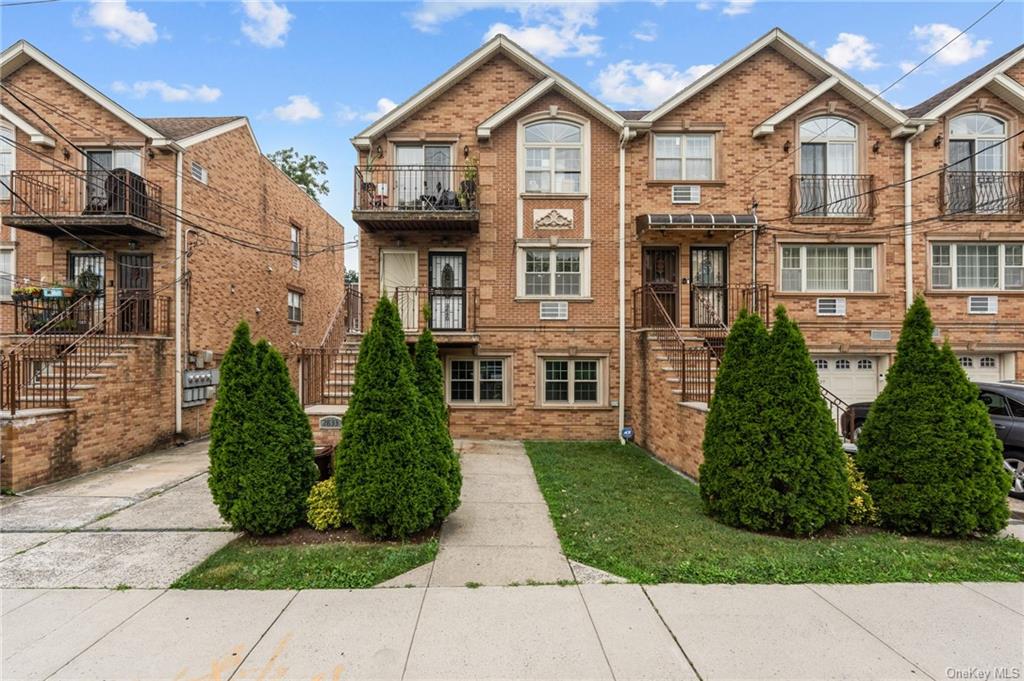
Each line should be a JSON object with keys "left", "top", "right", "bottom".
{"left": 3, "top": 582, "right": 1021, "bottom": 680}
{"left": 0, "top": 440, "right": 237, "bottom": 589}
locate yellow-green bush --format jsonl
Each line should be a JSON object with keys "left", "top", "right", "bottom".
{"left": 844, "top": 452, "right": 877, "bottom": 526}
{"left": 307, "top": 479, "right": 344, "bottom": 531}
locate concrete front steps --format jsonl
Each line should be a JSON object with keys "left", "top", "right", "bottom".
{"left": 646, "top": 332, "right": 718, "bottom": 406}
{"left": 321, "top": 339, "right": 360, "bottom": 405}
{"left": 11, "top": 344, "right": 139, "bottom": 408}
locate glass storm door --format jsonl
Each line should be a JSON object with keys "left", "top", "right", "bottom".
{"left": 690, "top": 247, "right": 727, "bottom": 328}
{"left": 381, "top": 250, "right": 418, "bottom": 331}
{"left": 429, "top": 252, "right": 466, "bottom": 331}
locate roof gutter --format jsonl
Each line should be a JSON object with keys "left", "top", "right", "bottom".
{"left": 617, "top": 125, "right": 637, "bottom": 445}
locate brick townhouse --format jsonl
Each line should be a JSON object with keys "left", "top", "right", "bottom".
{"left": 342, "top": 29, "right": 1023, "bottom": 474}
{"left": 0, "top": 40, "right": 346, "bottom": 490}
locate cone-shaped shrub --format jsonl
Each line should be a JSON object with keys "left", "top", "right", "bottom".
{"left": 856, "top": 297, "right": 1010, "bottom": 536}
{"left": 758, "top": 307, "right": 848, "bottom": 535}
{"left": 225, "top": 340, "right": 318, "bottom": 535}
{"left": 699, "top": 310, "right": 771, "bottom": 527}
{"left": 413, "top": 326, "right": 461, "bottom": 520}
{"left": 208, "top": 321, "right": 257, "bottom": 522}
{"left": 334, "top": 297, "right": 447, "bottom": 539}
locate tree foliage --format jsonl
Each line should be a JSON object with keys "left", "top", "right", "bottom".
{"left": 414, "top": 326, "right": 462, "bottom": 520}
{"left": 266, "top": 147, "right": 329, "bottom": 202}
{"left": 856, "top": 297, "right": 1010, "bottom": 536}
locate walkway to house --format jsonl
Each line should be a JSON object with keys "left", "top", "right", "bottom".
{"left": 0, "top": 440, "right": 237, "bottom": 589}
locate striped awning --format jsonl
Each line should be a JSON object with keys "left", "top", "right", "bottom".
{"left": 636, "top": 213, "right": 761, "bottom": 234}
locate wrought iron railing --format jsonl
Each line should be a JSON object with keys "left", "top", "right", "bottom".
{"left": 5, "top": 293, "right": 100, "bottom": 337}
{"left": 354, "top": 165, "right": 479, "bottom": 212}
{"left": 9, "top": 168, "right": 164, "bottom": 226}
{"left": 298, "top": 347, "right": 351, "bottom": 408}
{"left": 789, "top": 174, "right": 876, "bottom": 219}
{"left": 634, "top": 285, "right": 714, "bottom": 403}
{"left": 940, "top": 170, "right": 1024, "bottom": 216}
{"left": 392, "top": 286, "right": 478, "bottom": 333}
{"left": 319, "top": 285, "right": 362, "bottom": 351}
{"left": 820, "top": 384, "right": 855, "bottom": 441}
{"left": 1, "top": 294, "right": 171, "bottom": 414}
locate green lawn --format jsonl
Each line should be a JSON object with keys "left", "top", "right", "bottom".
{"left": 525, "top": 441, "right": 1024, "bottom": 584}
{"left": 173, "top": 538, "right": 438, "bottom": 590}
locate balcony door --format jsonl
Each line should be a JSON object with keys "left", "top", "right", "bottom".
{"left": 641, "top": 247, "right": 678, "bottom": 326}
{"left": 84, "top": 149, "right": 141, "bottom": 214}
{"left": 395, "top": 145, "right": 451, "bottom": 208}
{"left": 690, "top": 247, "right": 727, "bottom": 328}
{"left": 428, "top": 252, "right": 466, "bottom": 331}
{"left": 381, "top": 249, "right": 419, "bottom": 331}
{"left": 798, "top": 117, "right": 857, "bottom": 216}
{"left": 949, "top": 114, "right": 1006, "bottom": 214}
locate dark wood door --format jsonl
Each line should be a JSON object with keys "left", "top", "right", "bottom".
{"left": 642, "top": 247, "right": 679, "bottom": 326}
{"left": 428, "top": 252, "right": 466, "bottom": 331}
{"left": 690, "top": 246, "right": 727, "bottom": 327}
{"left": 116, "top": 253, "right": 153, "bottom": 333}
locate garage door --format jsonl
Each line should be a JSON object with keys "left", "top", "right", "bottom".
{"left": 957, "top": 355, "right": 1001, "bottom": 383}
{"left": 813, "top": 356, "right": 880, "bottom": 406}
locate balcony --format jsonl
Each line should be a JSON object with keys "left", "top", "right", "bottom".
{"left": 6, "top": 169, "right": 165, "bottom": 238}
{"left": 789, "top": 174, "right": 876, "bottom": 221}
{"left": 392, "top": 286, "right": 478, "bottom": 342}
{"left": 940, "top": 170, "right": 1024, "bottom": 218}
{"left": 352, "top": 165, "right": 479, "bottom": 232}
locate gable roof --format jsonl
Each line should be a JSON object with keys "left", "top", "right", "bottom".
{"left": 476, "top": 76, "right": 624, "bottom": 139}
{"left": 903, "top": 43, "right": 1024, "bottom": 119}
{"left": 351, "top": 34, "right": 625, "bottom": 150}
{"left": 142, "top": 116, "right": 243, "bottom": 141}
{"left": 0, "top": 103, "right": 55, "bottom": 146}
{"left": 640, "top": 28, "right": 911, "bottom": 136}
{"left": 0, "top": 39, "right": 176, "bottom": 146}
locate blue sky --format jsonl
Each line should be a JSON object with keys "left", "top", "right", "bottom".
{"left": 3, "top": 0, "right": 1023, "bottom": 272}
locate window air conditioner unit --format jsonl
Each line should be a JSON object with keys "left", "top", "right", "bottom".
{"left": 539, "top": 300, "right": 569, "bottom": 320}
{"left": 671, "top": 185, "right": 701, "bottom": 204}
{"left": 967, "top": 296, "right": 997, "bottom": 315}
{"left": 816, "top": 297, "right": 847, "bottom": 316}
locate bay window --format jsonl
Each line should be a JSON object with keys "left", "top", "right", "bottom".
{"left": 779, "top": 244, "right": 876, "bottom": 293}
{"left": 524, "top": 121, "right": 582, "bottom": 194}
{"left": 522, "top": 247, "right": 584, "bottom": 297}
{"left": 653, "top": 133, "right": 714, "bottom": 181}
{"left": 541, "top": 358, "right": 603, "bottom": 406}
{"left": 931, "top": 242, "right": 1023, "bottom": 290}
{"left": 448, "top": 357, "right": 508, "bottom": 405}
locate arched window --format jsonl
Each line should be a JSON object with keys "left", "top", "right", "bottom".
{"left": 949, "top": 113, "right": 1006, "bottom": 171}
{"left": 524, "top": 120, "right": 582, "bottom": 194}
{"left": 814, "top": 359, "right": 829, "bottom": 370}
{"left": 980, "top": 356, "right": 997, "bottom": 368}
{"left": 835, "top": 359, "right": 851, "bottom": 370}
{"left": 799, "top": 116, "right": 857, "bottom": 175}
{"left": 857, "top": 359, "right": 874, "bottom": 370}
{"left": 959, "top": 356, "right": 974, "bottom": 368}
{"left": 0, "top": 121, "right": 14, "bottom": 201}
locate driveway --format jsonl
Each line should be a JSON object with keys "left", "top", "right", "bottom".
{"left": 0, "top": 440, "right": 236, "bottom": 589}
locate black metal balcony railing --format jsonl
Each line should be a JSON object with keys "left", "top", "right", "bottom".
{"left": 632, "top": 283, "right": 770, "bottom": 330}
{"left": 789, "top": 174, "right": 876, "bottom": 219}
{"left": 940, "top": 170, "right": 1024, "bottom": 217}
{"left": 354, "top": 165, "right": 478, "bottom": 213}
{"left": 392, "top": 286, "right": 478, "bottom": 334}
{"left": 9, "top": 168, "right": 163, "bottom": 226}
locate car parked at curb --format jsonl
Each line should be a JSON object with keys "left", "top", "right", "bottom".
{"left": 843, "top": 381, "right": 1024, "bottom": 500}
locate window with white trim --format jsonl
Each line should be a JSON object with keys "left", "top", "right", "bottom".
{"left": 541, "top": 357, "right": 603, "bottom": 406}
{"left": 779, "top": 245, "right": 876, "bottom": 292}
{"left": 523, "top": 247, "right": 583, "bottom": 297}
{"left": 190, "top": 161, "right": 208, "bottom": 184}
{"left": 0, "top": 247, "right": 12, "bottom": 299}
{"left": 448, "top": 357, "right": 508, "bottom": 405}
{"left": 291, "top": 226, "right": 301, "bottom": 270}
{"left": 0, "top": 122, "right": 13, "bottom": 201}
{"left": 287, "top": 290, "right": 303, "bottom": 324}
{"left": 930, "top": 242, "right": 1023, "bottom": 290}
{"left": 653, "top": 133, "right": 714, "bottom": 181}
{"left": 524, "top": 121, "right": 582, "bottom": 193}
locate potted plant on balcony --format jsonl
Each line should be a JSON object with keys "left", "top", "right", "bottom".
{"left": 12, "top": 286, "right": 42, "bottom": 303}
{"left": 458, "top": 158, "right": 478, "bottom": 209}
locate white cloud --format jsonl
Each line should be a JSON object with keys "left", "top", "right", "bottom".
{"left": 596, "top": 60, "right": 714, "bottom": 108}
{"left": 695, "top": 1, "right": 713, "bottom": 9}
{"left": 241, "top": 0, "right": 294, "bottom": 48}
{"left": 899, "top": 61, "right": 917, "bottom": 74}
{"left": 112, "top": 80, "right": 221, "bottom": 103}
{"left": 483, "top": 3, "right": 603, "bottom": 59}
{"left": 336, "top": 98, "right": 396, "bottom": 124}
{"left": 408, "top": 1, "right": 492, "bottom": 33}
{"left": 273, "top": 95, "right": 322, "bottom": 122}
{"left": 80, "top": 0, "right": 157, "bottom": 47}
{"left": 632, "top": 21, "right": 657, "bottom": 42}
{"left": 722, "top": 0, "right": 754, "bottom": 16}
{"left": 825, "top": 33, "right": 881, "bottom": 71}
{"left": 911, "top": 23, "right": 991, "bottom": 66}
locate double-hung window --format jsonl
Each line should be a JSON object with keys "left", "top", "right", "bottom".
{"left": 524, "top": 121, "right": 582, "bottom": 194}
{"left": 931, "top": 242, "right": 1023, "bottom": 290}
{"left": 541, "top": 358, "right": 602, "bottom": 406}
{"left": 448, "top": 357, "right": 508, "bottom": 405}
{"left": 291, "top": 226, "right": 301, "bottom": 270}
{"left": 652, "top": 133, "right": 714, "bottom": 181}
{"left": 524, "top": 248, "right": 582, "bottom": 297}
{"left": 0, "top": 122, "right": 14, "bottom": 201}
{"left": 779, "top": 244, "right": 876, "bottom": 293}
{"left": 0, "top": 247, "right": 13, "bottom": 299}
{"left": 287, "top": 290, "right": 303, "bottom": 324}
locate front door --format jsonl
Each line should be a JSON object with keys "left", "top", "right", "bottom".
{"left": 642, "top": 247, "right": 678, "bottom": 326}
{"left": 429, "top": 252, "right": 466, "bottom": 331}
{"left": 68, "top": 252, "right": 105, "bottom": 326}
{"left": 690, "top": 247, "right": 727, "bottom": 327}
{"left": 381, "top": 250, "right": 419, "bottom": 331}
{"left": 116, "top": 253, "right": 153, "bottom": 333}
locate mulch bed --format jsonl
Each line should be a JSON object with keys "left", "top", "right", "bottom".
{"left": 244, "top": 523, "right": 440, "bottom": 547}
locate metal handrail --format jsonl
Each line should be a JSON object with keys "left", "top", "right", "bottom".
{"left": 634, "top": 285, "right": 714, "bottom": 403}
{"left": 4, "top": 293, "right": 96, "bottom": 350}
{"left": 354, "top": 165, "right": 478, "bottom": 212}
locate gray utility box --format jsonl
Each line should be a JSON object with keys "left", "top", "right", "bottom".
{"left": 183, "top": 368, "right": 219, "bottom": 407}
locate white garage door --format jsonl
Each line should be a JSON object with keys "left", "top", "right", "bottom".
{"left": 957, "top": 355, "right": 1001, "bottom": 383}
{"left": 813, "top": 356, "right": 880, "bottom": 406}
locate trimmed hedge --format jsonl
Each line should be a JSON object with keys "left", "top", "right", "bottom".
{"left": 856, "top": 297, "right": 1010, "bottom": 536}
{"left": 413, "top": 326, "right": 462, "bottom": 521}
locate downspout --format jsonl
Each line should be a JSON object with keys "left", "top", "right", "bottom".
{"left": 174, "top": 150, "right": 184, "bottom": 435}
{"left": 904, "top": 124, "right": 926, "bottom": 309}
{"left": 617, "top": 127, "right": 628, "bottom": 445}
